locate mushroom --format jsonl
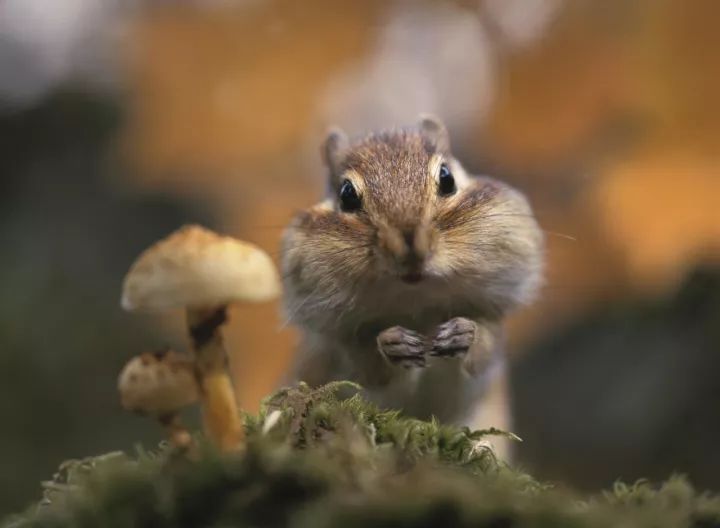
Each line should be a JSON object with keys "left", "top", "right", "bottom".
{"left": 118, "top": 349, "right": 198, "bottom": 449}
{"left": 120, "top": 225, "right": 280, "bottom": 450}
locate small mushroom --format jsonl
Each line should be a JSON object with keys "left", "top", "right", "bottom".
{"left": 118, "top": 349, "right": 198, "bottom": 449}
{"left": 121, "top": 225, "right": 280, "bottom": 450}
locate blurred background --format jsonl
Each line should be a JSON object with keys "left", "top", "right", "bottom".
{"left": 1, "top": 0, "right": 719, "bottom": 515}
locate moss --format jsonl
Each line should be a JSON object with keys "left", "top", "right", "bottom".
{"left": 5, "top": 382, "right": 720, "bottom": 528}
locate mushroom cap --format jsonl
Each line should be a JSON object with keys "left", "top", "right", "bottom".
{"left": 121, "top": 224, "right": 280, "bottom": 311}
{"left": 118, "top": 350, "right": 199, "bottom": 416}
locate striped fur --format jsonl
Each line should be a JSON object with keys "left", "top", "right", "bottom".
{"left": 281, "top": 117, "right": 544, "bottom": 425}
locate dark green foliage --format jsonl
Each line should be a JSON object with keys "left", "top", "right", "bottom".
{"left": 5, "top": 383, "right": 720, "bottom": 528}
{"left": 0, "top": 90, "right": 215, "bottom": 515}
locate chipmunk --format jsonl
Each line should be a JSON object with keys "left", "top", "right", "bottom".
{"left": 281, "top": 116, "right": 543, "bottom": 427}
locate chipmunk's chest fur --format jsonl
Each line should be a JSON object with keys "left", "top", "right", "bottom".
{"left": 294, "top": 275, "right": 502, "bottom": 423}
{"left": 309, "top": 273, "right": 499, "bottom": 344}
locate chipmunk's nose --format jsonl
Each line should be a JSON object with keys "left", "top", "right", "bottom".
{"left": 401, "top": 230, "right": 416, "bottom": 251}
{"left": 380, "top": 224, "right": 432, "bottom": 282}
{"left": 407, "top": 225, "right": 432, "bottom": 260}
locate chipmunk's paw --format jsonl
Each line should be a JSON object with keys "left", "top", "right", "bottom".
{"left": 431, "top": 317, "right": 476, "bottom": 358}
{"left": 377, "top": 326, "right": 428, "bottom": 368}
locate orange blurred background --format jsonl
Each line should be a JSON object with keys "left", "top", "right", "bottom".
{"left": 116, "top": 0, "right": 720, "bottom": 404}
{"left": 1, "top": 0, "right": 718, "bottom": 515}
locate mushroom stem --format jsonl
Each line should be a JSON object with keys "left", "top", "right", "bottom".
{"left": 159, "top": 414, "right": 193, "bottom": 450}
{"left": 187, "top": 307, "right": 243, "bottom": 451}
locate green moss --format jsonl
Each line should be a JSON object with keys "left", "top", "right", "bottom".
{"left": 5, "top": 382, "right": 720, "bottom": 528}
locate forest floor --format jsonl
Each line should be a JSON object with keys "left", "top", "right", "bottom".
{"left": 4, "top": 382, "right": 720, "bottom": 528}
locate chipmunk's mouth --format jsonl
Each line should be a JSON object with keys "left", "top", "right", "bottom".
{"left": 397, "top": 257, "right": 430, "bottom": 284}
{"left": 400, "top": 271, "right": 424, "bottom": 284}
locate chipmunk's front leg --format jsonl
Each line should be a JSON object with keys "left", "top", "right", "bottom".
{"left": 377, "top": 326, "right": 429, "bottom": 368}
{"left": 431, "top": 317, "right": 498, "bottom": 377}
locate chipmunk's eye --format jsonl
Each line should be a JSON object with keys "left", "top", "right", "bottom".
{"left": 438, "top": 163, "right": 456, "bottom": 196}
{"left": 339, "top": 179, "right": 362, "bottom": 212}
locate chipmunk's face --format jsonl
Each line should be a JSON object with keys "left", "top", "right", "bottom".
{"left": 281, "top": 118, "right": 544, "bottom": 331}
{"left": 329, "top": 131, "right": 471, "bottom": 284}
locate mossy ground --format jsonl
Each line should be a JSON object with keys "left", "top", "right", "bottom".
{"left": 5, "top": 382, "right": 720, "bottom": 528}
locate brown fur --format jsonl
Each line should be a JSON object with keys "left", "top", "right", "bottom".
{"left": 281, "top": 116, "right": 544, "bottom": 426}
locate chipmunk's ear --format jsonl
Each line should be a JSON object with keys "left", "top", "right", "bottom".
{"left": 418, "top": 114, "right": 450, "bottom": 153}
{"left": 322, "top": 127, "right": 349, "bottom": 188}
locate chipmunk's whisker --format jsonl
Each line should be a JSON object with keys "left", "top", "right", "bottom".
{"left": 542, "top": 230, "right": 577, "bottom": 241}
{"left": 479, "top": 214, "right": 577, "bottom": 241}
{"left": 480, "top": 213, "right": 536, "bottom": 219}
